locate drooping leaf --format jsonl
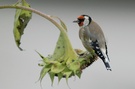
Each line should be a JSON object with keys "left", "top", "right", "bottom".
{"left": 13, "top": 0, "right": 32, "bottom": 50}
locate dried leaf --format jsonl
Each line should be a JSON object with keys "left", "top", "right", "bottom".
{"left": 13, "top": 0, "right": 32, "bottom": 50}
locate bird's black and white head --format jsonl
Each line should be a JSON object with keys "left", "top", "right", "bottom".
{"left": 73, "top": 15, "right": 92, "bottom": 27}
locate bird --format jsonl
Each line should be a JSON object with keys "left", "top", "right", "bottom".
{"left": 73, "top": 15, "right": 112, "bottom": 71}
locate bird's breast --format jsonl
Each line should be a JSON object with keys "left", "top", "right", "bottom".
{"left": 79, "top": 27, "right": 90, "bottom": 42}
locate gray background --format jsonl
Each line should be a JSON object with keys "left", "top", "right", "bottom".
{"left": 0, "top": 0, "right": 135, "bottom": 89}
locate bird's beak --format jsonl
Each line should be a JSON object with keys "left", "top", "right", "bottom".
{"left": 73, "top": 20, "right": 79, "bottom": 23}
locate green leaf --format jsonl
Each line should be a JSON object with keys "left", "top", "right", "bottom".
{"left": 49, "top": 16, "right": 78, "bottom": 64}
{"left": 51, "top": 33, "right": 66, "bottom": 62}
{"left": 13, "top": 0, "right": 32, "bottom": 50}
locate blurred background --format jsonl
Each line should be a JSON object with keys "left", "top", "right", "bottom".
{"left": 0, "top": 0, "right": 135, "bottom": 89}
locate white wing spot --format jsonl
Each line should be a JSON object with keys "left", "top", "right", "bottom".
{"left": 96, "top": 46, "right": 99, "bottom": 49}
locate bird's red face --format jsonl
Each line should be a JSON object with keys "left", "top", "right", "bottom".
{"left": 73, "top": 15, "right": 85, "bottom": 27}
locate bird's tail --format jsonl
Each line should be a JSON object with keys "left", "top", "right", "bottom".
{"left": 100, "top": 48, "right": 112, "bottom": 71}
{"left": 94, "top": 47, "right": 112, "bottom": 71}
{"left": 91, "top": 41, "right": 111, "bottom": 71}
{"left": 102, "top": 58, "right": 112, "bottom": 71}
